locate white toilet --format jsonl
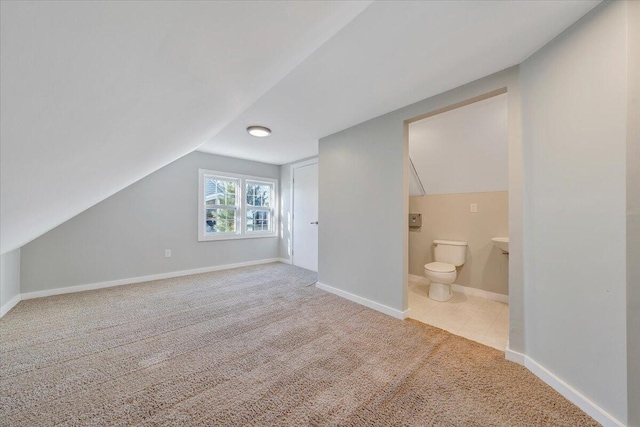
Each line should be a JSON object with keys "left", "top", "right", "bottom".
{"left": 424, "top": 240, "right": 467, "bottom": 302}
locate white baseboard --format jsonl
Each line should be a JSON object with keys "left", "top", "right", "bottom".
{"left": 410, "top": 275, "right": 621, "bottom": 426}
{"left": 504, "top": 342, "right": 525, "bottom": 365}
{"left": 503, "top": 343, "right": 623, "bottom": 427}
{"left": 408, "top": 274, "right": 429, "bottom": 285}
{"left": 20, "top": 258, "right": 290, "bottom": 301}
{"left": 408, "top": 274, "right": 508, "bottom": 304}
{"left": 0, "top": 294, "right": 22, "bottom": 318}
{"left": 315, "top": 282, "right": 410, "bottom": 320}
{"left": 524, "top": 355, "right": 624, "bottom": 427}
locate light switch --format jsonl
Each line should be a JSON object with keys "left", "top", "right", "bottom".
{"left": 470, "top": 203, "right": 478, "bottom": 213}
{"left": 165, "top": 249, "right": 172, "bottom": 258}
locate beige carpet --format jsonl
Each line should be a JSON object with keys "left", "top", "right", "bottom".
{"left": 1, "top": 263, "right": 599, "bottom": 426}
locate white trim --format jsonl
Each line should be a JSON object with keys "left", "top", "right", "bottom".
{"left": 198, "top": 169, "right": 279, "bottom": 242}
{"left": 20, "top": 258, "right": 290, "bottom": 301}
{"left": 0, "top": 293, "right": 21, "bottom": 318}
{"left": 408, "top": 274, "right": 508, "bottom": 303}
{"left": 409, "top": 274, "right": 430, "bottom": 285}
{"left": 503, "top": 343, "right": 623, "bottom": 427}
{"left": 523, "top": 355, "right": 624, "bottom": 427}
{"left": 289, "top": 158, "right": 318, "bottom": 269}
{"left": 504, "top": 342, "right": 525, "bottom": 365}
{"left": 450, "top": 284, "right": 508, "bottom": 304}
{"left": 410, "top": 274, "right": 617, "bottom": 426}
{"left": 316, "top": 282, "right": 410, "bottom": 320}
{"left": 504, "top": 343, "right": 624, "bottom": 427}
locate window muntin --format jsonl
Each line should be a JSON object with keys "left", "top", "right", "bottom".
{"left": 198, "top": 170, "right": 277, "bottom": 241}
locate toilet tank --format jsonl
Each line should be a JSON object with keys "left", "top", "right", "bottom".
{"left": 433, "top": 240, "right": 467, "bottom": 266}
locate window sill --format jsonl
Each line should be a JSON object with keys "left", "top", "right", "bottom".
{"left": 198, "top": 232, "right": 278, "bottom": 242}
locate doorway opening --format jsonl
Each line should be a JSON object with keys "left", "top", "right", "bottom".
{"left": 290, "top": 158, "right": 319, "bottom": 272}
{"left": 405, "top": 91, "right": 510, "bottom": 350}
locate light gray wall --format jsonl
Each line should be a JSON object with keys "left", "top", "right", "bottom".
{"left": 20, "top": 152, "right": 280, "bottom": 293}
{"left": 319, "top": 115, "right": 406, "bottom": 311}
{"left": 0, "top": 249, "right": 20, "bottom": 311}
{"left": 319, "top": 67, "right": 522, "bottom": 329}
{"left": 521, "top": 1, "right": 628, "bottom": 423}
{"left": 627, "top": 1, "right": 640, "bottom": 426}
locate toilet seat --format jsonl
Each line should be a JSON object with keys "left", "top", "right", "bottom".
{"left": 424, "top": 262, "right": 455, "bottom": 273}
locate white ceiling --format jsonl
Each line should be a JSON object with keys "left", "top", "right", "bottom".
{"left": 409, "top": 93, "right": 508, "bottom": 196}
{"left": 199, "top": 0, "right": 599, "bottom": 165}
{"left": 0, "top": 1, "right": 599, "bottom": 255}
{"left": 0, "top": 1, "right": 370, "bottom": 254}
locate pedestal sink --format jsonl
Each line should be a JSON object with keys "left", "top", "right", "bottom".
{"left": 491, "top": 237, "right": 509, "bottom": 253}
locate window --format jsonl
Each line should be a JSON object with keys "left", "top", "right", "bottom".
{"left": 245, "top": 180, "right": 274, "bottom": 232}
{"left": 198, "top": 169, "right": 278, "bottom": 241}
{"left": 204, "top": 175, "right": 238, "bottom": 234}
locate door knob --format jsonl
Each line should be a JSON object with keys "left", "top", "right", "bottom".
{"left": 310, "top": 221, "right": 318, "bottom": 225}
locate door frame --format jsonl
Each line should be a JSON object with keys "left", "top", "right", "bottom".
{"left": 403, "top": 84, "right": 523, "bottom": 354}
{"left": 290, "top": 157, "right": 319, "bottom": 268}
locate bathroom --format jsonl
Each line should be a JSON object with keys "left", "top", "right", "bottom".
{"left": 407, "top": 92, "right": 509, "bottom": 350}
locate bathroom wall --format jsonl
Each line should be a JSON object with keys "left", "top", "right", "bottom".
{"left": 409, "top": 191, "right": 508, "bottom": 295}
{"left": 408, "top": 92, "right": 509, "bottom": 295}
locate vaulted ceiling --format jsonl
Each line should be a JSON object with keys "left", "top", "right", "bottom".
{"left": 0, "top": 1, "right": 370, "bottom": 254}
{"left": 199, "top": 1, "right": 600, "bottom": 164}
{"left": 0, "top": 1, "right": 599, "bottom": 254}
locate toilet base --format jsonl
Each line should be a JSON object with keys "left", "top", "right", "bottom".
{"left": 428, "top": 282, "right": 453, "bottom": 302}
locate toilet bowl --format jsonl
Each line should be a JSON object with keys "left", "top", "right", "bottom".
{"left": 424, "top": 240, "right": 467, "bottom": 302}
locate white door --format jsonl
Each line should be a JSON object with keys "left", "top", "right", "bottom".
{"left": 292, "top": 161, "right": 318, "bottom": 272}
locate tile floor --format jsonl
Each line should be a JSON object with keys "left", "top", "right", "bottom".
{"left": 408, "top": 280, "right": 509, "bottom": 351}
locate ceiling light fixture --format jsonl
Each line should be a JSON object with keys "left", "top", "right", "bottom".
{"left": 247, "top": 125, "right": 271, "bottom": 138}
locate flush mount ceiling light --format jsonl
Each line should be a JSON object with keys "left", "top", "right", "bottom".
{"left": 247, "top": 125, "right": 271, "bottom": 138}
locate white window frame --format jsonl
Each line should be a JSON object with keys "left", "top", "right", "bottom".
{"left": 245, "top": 179, "right": 276, "bottom": 235}
{"left": 198, "top": 169, "right": 278, "bottom": 241}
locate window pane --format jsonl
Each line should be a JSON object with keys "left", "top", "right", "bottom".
{"left": 205, "top": 208, "right": 236, "bottom": 233}
{"left": 246, "top": 209, "right": 270, "bottom": 232}
{"left": 246, "top": 182, "right": 272, "bottom": 207}
{"left": 205, "top": 177, "right": 237, "bottom": 206}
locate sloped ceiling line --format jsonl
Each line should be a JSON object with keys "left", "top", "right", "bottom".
{"left": 0, "top": 1, "right": 372, "bottom": 254}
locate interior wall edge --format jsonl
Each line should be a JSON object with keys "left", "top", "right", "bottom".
{"left": 315, "top": 282, "right": 410, "bottom": 320}
{"left": 0, "top": 249, "right": 21, "bottom": 317}
{"left": 626, "top": 0, "right": 640, "bottom": 425}
{"left": 521, "top": 1, "right": 628, "bottom": 422}
{"left": 522, "top": 354, "right": 626, "bottom": 427}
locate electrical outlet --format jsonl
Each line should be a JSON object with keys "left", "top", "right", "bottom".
{"left": 470, "top": 203, "right": 478, "bottom": 213}
{"left": 165, "top": 249, "right": 172, "bottom": 258}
